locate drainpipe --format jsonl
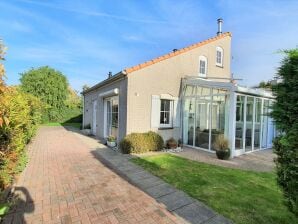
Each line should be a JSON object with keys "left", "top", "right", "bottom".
{"left": 82, "top": 95, "right": 85, "bottom": 129}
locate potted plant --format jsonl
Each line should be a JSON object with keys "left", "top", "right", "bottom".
{"left": 166, "top": 137, "right": 178, "bottom": 149}
{"left": 82, "top": 124, "right": 91, "bottom": 135}
{"left": 213, "top": 135, "right": 230, "bottom": 160}
{"left": 107, "top": 135, "right": 117, "bottom": 147}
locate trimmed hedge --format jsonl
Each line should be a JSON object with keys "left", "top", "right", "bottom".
{"left": 120, "top": 131, "right": 164, "bottom": 154}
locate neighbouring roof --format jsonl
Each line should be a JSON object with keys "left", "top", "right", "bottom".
{"left": 83, "top": 32, "right": 231, "bottom": 95}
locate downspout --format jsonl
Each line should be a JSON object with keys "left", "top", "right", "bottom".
{"left": 82, "top": 94, "right": 85, "bottom": 129}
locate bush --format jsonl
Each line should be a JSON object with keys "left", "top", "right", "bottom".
{"left": 213, "top": 135, "right": 230, "bottom": 160}
{"left": 271, "top": 49, "right": 298, "bottom": 216}
{"left": 213, "top": 134, "right": 229, "bottom": 151}
{"left": 166, "top": 138, "right": 178, "bottom": 149}
{"left": 120, "top": 131, "right": 164, "bottom": 154}
{"left": 0, "top": 88, "right": 42, "bottom": 189}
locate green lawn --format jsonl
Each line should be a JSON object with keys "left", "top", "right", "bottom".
{"left": 42, "top": 122, "right": 81, "bottom": 129}
{"left": 132, "top": 154, "right": 297, "bottom": 224}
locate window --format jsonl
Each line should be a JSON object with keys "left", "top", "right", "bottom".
{"left": 160, "top": 99, "right": 173, "bottom": 127}
{"left": 216, "top": 47, "right": 223, "bottom": 67}
{"left": 199, "top": 56, "right": 207, "bottom": 77}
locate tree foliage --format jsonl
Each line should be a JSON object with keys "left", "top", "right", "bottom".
{"left": 258, "top": 80, "right": 273, "bottom": 89}
{"left": 20, "top": 66, "right": 69, "bottom": 121}
{"left": 271, "top": 49, "right": 298, "bottom": 216}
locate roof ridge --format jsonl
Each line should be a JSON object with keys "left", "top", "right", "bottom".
{"left": 124, "top": 32, "right": 232, "bottom": 74}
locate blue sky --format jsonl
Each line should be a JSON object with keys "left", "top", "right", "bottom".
{"left": 1, "top": 0, "right": 298, "bottom": 91}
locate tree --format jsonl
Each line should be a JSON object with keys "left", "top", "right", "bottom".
{"left": 258, "top": 80, "right": 273, "bottom": 89}
{"left": 271, "top": 49, "right": 298, "bottom": 216}
{"left": 20, "top": 66, "right": 69, "bottom": 121}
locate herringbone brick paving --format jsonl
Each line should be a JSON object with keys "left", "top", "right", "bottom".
{"left": 2, "top": 127, "right": 183, "bottom": 224}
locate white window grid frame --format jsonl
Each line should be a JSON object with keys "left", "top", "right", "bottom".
{"left": 199, "top": 55, "right": 208, "bottom": 77}
{"left": 159, "top": 99, "right": 174, "bottom": 128}
{"left": 216, "top": 46, "right": 224, "bottom": 67}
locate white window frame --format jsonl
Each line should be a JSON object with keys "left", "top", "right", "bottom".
{"left": 103, "top": 96, "right": 119, "bottom": 138}
{"left": 159, "top": 99, "right": 173, "bottom": 128}
{"left": 199, "top": 55, "right": 207, "bottom": 77}
{"left": 216, "top": 46, "right": 223, "bottom": 67}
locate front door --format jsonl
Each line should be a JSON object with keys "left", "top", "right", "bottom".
{"left": 92, "top": 100, "right": 97, "bottom": 135}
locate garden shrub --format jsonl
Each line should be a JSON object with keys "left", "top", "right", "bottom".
{"left": 0, "top": 88, "right": 43, "bottom": 189}
{"left": 271, "top": 49, "right": 298, "bottom": 216}
{"left": 120, "top": 131, "right": 164, "bottom": 154}
{"left": 166, "top": 138, "right": 178, "bottom": 149}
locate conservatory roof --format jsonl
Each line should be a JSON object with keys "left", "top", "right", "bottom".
{"left": 183, "top": 76, "right": 274, "bottom": 98}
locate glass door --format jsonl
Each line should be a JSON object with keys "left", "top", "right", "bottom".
{"left": 183, "top": 98, "right": 195, "bottom": 146}
{"left": 105, "top": 96, "right": 119, "bottom": 139}
{"left": 195, "top": 100, "right": 210, "bottom": 149}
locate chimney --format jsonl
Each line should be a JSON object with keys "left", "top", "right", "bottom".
{"left": 217, "top": 18, "right": 223, "bottom": 36}
{"left": 108, "top": 71, "right": 112, "bottom": 78}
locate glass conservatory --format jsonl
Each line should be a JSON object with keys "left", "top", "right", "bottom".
{"left": 181, "top": 77, "right": 276, "bottom": 157}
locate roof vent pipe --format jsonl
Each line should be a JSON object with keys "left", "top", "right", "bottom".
{"left": 217, "top": 18, "right": 223, "bottom": 36}
{"left": 108, "top": 71, "right": 112, "bottom": 78}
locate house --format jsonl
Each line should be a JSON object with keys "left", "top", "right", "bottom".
{"left": 82, "top": 19, "right": 276, "bottom": 157}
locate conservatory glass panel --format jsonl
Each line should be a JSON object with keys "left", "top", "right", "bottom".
{"left": 245, "top": 96, "right": 254, "bottom": 152}
{"left": 195, "top": 100, "right": 210, "bottom": 149}
{"left": 254, "top": 98, "right": 262, "bottom": 149}
{"left": 184, "top": 85, "right": 196, "bottom": 96}
{"left": 262, "top": 100, "right": 269, "bottom": 148}
{"left": 211, "top": 94, "right": 229, "bottom": 151}
{"left": 183, "top": 98, "right": 195, "bottom": 145}
{"left": 235, "top": 95, "right": 245, "bottom": 150}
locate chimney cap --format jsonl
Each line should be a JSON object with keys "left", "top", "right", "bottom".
{"left": 108, "top": 71, "right": 112, "bottom": 78}
{"left": 217, "top": 18, "right": 223, "bottom": 36}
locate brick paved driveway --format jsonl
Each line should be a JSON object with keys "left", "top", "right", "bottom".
{"left": 3, "top": 127, "right": 182, "bottom": 224}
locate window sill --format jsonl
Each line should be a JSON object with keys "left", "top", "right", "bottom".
{"left": 158, "top": 127, "right": 174, "bottom": 130}
{"left": 216, "top": 64, "right": 224, "bottom": 68}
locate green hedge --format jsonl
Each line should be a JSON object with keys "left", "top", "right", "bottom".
{"left": 120, "top": 131, "right": 164, "bottom": 154}
{"left": 0, "top": 88, "right": 42, "bottom": 190}
{"left": 271, "top": 49, "right": 298, "bottom": 216}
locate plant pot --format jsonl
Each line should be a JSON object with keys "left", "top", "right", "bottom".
{"left": 107, "top": 141, "right": 116, "bottom": 147}
{"left": 167, "top": 143, "right": 177, "bottom": 149}
{"left": 82, "top": 129, "right": 91, "bottom": 135}
{"left": 216, "top": 148, "right": 230, "bottom": 160}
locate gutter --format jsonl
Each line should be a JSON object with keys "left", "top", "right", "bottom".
{"left": 82, "top": 70, "right": 127, "bottom": 95}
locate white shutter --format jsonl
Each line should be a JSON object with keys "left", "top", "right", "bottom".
{"left": 151, "top": 95, "right": 160, "bottom": 128}
{"left": 173, "top": 98, "right": 181, "bottom": 127}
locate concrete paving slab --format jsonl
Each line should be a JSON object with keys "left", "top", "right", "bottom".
{"left": 174, "top": 202, "right": 216, "bottom": 224}
{"left": 144, "top": 183, "right": 177, "bottom": 199}
{"left": 157, "top": 191, "right": 195, "bottom": 211}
